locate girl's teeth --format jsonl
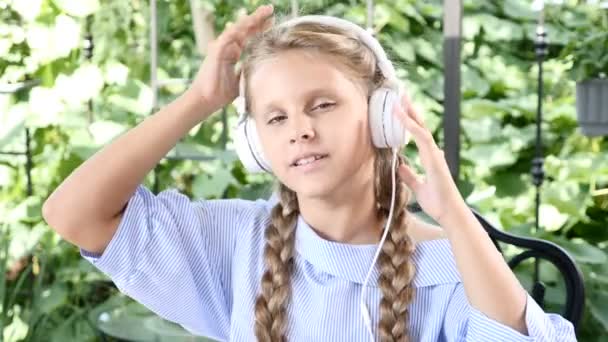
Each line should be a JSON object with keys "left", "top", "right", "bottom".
{"left": 296, "top": 155, "right": 325, "bottom": 166}
{"left": 298, "top": 157, "right": 316, "bottom": 165}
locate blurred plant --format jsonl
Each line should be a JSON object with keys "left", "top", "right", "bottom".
{"left": 1, "top": 0, "right": 607, "bottom": 340}
{"left": 559, "top": 4, "right": 608, "bottom": 81}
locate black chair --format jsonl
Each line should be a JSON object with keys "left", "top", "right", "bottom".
{"left": 408, "top": 203, "right": 585, "bottom": 331}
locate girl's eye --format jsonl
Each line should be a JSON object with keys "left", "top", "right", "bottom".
{"left": 315, "top": 102, "right": 335, "bottom": 110}
{"left": 268, "top": 115, "right": 286, "bottom": 125}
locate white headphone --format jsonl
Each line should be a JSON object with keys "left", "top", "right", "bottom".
{"left": 232, "top": 15, "right": 411, "bottom": 174}
{"left": 232, "top": 15, "right": 410, "bottom": 342}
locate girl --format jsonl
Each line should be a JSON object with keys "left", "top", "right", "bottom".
{"left": 43, "top": 4, "right": 576, "bottom": 342}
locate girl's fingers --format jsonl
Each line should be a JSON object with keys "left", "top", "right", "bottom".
{"left": 398, "top": 164, "right": 423, "bottom": 193}
{"left": 220, "top": 5, "right": 274, "bottom": 48}
{"left": 242, "top": 5, "right": 274, "bottom": 35}
{"left": 401, "top": 93, "right": 426, "bottom": 129}
{"left": 225, "top": 42, "right": 242, "bottom": 61}
{"left": 393, "top": 102, "right": 427, "bottom": 144}
{"left": 395, "top": 96, "right": 436, "bottom": 147}
{"left": 410, "top": 105, "right": 427, "bottom": 130}
{"left": 260, "top": 13, "right": 275, "bottom": 30}
{"left": 393, "top": 99, "right": 441, "bottom": 171}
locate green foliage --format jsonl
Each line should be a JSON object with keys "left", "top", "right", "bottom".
{"left": 88, "top": 293, "right": 217, "bottom": 341}
{"left": 1, "top": 0, "right": 607, "bottom": 340}
{"left": 559, "top": 4, "right": 608, "bottom": 81}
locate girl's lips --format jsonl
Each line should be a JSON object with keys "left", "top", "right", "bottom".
{"left": 291, "top": 155, "right": 329, "bottom": 172}
{"left": 291, "top": 153, "right": 329, "bottom": 167}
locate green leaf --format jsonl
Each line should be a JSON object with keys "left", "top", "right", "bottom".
{"left": 25, "top": 15, "right": 82, "bottom": 64}
{"left": 88, "top": 294, "right": 214, "bottom": 341}
{"left": 462, "top": 65, "right": 490, "bottom": 97}
{"left": 9, "top": 1, "right": 42, "bottom": 21}
{"left": 462, "top": 15, "right": 482, "bottom": 40}
{"left": 387, "top": 10, "right": 409, "bottom": 32}
{"left": 391, "top": 40, "right": 416, "bottom": 63}
{"left": 465, "top": 185, "right": 496, "bottom": 205}
{"left": 571, "top": 220, "right": 608, "bottom": 245}
{"left": 588, "top": 287, "right": 608, "bottom": 331}
{"left": 503, "top": 124, "right": 536, "bottom": 152}
{"left": 193, "top": 165, "right": 236, "bottom": 199}
{"left": 470, "top": 53, "right": 527, "bottom": 93}
{"left": 2, "top": 307, "right": 29, "bottom": 342}
{"left": 462, "top": 99, "right": 509, "bottom": 119}
{"left": 502, "top": 0, "right": 536, "bottom": 21}
{"left": 27, "top": 86, "right": 65, "bottom": 127}
{"left": 394, "top": 0, "right": 425, "bottom": 25}
{"left": 107, "top": 79, "right": 153, "bottom": 116}
{"left": 416, "top": 2, "right": 442, "bottom": 19}
{"left": 462, "top": 116, "right": 502, "bottom": 143}
{"left": 103, "top": 61, "right": 130, "bottom": 86}
{"left": 0, "top": 103, "right": 27, "bottom": 150}
{"left": 54, "top": 64, "right": 105, "bottom": 106}
{"left": 476, "top": 14, "right": 525, "bottom": 42}
{"left": 8, "top": 196, "right": 43, "bottom": 223}
{"left": 560, "top": 153, "right": 596, "bottom": 182}
{"left": 88, "top": 121, "right": 127, "bottom": 146}
{"left": 51, "top": 0, "right": 100, "bottom": 18}
{"left": 497, "top": 95, "right": 537, "bottom": 118}
{"left": 539, "top": 204, "right": 569, "bottom": 232}
{"left": 49, "top": 314, "right": 96, "bottom": 342}
{"left": 487, "top": 171, "right": 528, "bottom": 198}
{"left": 545, "top": 236, "right": 608, "bottom": 264}
{"left": 89, "top": 296, "right": 155, "bottom": 341}
{"left": 374, "top": 3, "right": 408, "bottom": 32}
{"left": 38, "top": 283, "right": 68, "bottom": 315}
{"left": 588, "top": 262, "right": 608, "bottom": 283}
{"left": 412, "top": 37, "right": 439, "bottom": 65}
{"left": 543, "top": 181, "right": 587, "bottom": 217}
{"left": 462, "top": 142, "right": 517, "bottom": 169}
{"left": 8, "top": 222, "right": 47, "bottom": 264}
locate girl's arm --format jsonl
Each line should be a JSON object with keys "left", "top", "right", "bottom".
{"left": 42, "top": 90, "right": 212, "bottom": 254}
{"left": 42, "top": 4, "right": 275, "bottom": 255}
{"left": 438, "top": 203, "right": 529, "bottom": 334}
{"left": 395, "top": 94, "right": 574, "bottom": 339}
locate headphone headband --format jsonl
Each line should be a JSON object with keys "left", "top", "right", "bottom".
{"left": 279, "top": 15, "right": 398, "bottom": 87}
{"left": 235, "top": 15, "right": 399, "bottom": 116}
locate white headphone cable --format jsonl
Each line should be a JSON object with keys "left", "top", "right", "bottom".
{"left": 360, "top": 147, "right": 399, "bottom": 342}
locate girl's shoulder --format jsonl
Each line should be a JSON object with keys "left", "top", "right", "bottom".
{"left": 407, "top": 216, "right": 461, "bottom": 287}
{"left": 408, "top": 214, "right": 447, "bottom": 243}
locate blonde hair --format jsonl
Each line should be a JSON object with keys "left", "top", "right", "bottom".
{"left": 241, "top": 16, "right": 416, "bottom": 342}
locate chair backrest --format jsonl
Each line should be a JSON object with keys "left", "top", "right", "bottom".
{"left": 407, "top": 203, "right": 585, "bottom": 330}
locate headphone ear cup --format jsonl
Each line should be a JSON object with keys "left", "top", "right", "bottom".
{"left": 234, "top": 116, "right": 272, "bottom": 173}
{"left": 368, "top": 88, "right": 410, "bottom": 148}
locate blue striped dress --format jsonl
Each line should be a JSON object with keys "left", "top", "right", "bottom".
{"left": 81, "top": 185, "right": 576, "bottom": 341}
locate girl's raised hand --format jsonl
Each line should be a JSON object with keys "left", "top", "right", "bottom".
{"left": 190, "top": 4, "right": 274, "bottom": 115}
{"left": 394, "top": 94, "right": 466, "bottom": 224}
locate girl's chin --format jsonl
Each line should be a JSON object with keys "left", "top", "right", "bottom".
{"left": 288, "top": 177, "right": 342, "bottom": 200}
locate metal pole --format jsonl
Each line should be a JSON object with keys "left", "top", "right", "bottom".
{"left": 25, "top": 128, "right": 32, "bottom": 196}
{"left": 443, "top": 0, "right": 462, "bottom": 182}
{"left": 366, "top": 0, "right": 374, "bottom": 34}
{"left": 291, "top": 0, "right": 298, "bottom": 18}
{"left": 0, "top": 80, "right": 39, "bottom": 197}
{"left": 532, "top": 4, "right": 548, "bottom": 289}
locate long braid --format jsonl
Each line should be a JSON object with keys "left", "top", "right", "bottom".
{"left": 375, "top": 150, "right": 417, "bottom": 342}
{"left": 254, "top": 183, "right": 299, "bottom": 342}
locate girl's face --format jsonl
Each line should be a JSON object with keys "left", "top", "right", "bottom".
{"left": 248, "top": 49, "right": 376, "bottom": 200}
